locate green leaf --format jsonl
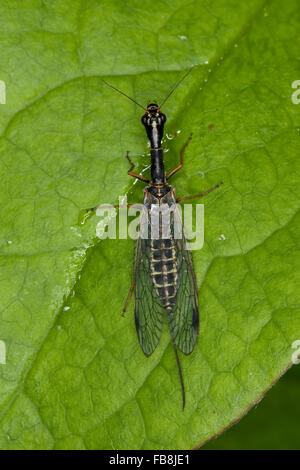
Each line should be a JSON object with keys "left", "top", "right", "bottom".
{"left": 0, "top": 0, "right": 299, "bottom": 450}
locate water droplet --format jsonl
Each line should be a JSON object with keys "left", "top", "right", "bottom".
{"left": 78, "top": 209, "right": 93, "bottom": 225}
{"left": 204, "top": 60, "right": 209, "bottom": 64}
{"left": 63, "top": 306, "right": 70, "bottom": 311}
{"left": 234, "top": 43, "right": 238, "bottom": 48}
{"left": 178, "top": 35, "right": 187, "bottom": 40}
{"left": 7, "top": 240, "right": 12, "bottom": 244}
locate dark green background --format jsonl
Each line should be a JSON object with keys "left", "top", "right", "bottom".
{"left": 203, "top": 364, "right": 300, "bottom": 449}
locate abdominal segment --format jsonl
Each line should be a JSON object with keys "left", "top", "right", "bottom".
{"left": 150, "top": 238, "right": 179, "bottom": 312}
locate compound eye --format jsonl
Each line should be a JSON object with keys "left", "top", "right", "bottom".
{"left": 161, "top": 113, "right": 167, "bottom": 123}
{"left": 141, "top": 114, "right": 148, "bottom": 125}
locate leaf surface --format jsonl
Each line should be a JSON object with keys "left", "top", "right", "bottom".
{"left": 0, "top": 0, "right": 299, "bottom": 450}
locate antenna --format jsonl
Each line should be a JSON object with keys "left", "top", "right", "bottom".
{"left": 159, "top": 66, "right": 194, "bottom": 109}
{"left": 102, "top": 79, "right": 146, "bottom": 111}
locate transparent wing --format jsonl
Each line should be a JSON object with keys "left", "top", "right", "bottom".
{"left": 134, "top": 236, "right": 165, "bottom": 357}
{"left": 167, "top": 211, "right": 199, "bottom": 355}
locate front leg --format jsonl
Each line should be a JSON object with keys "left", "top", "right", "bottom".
{"left": 126, "top": 151, "right": 150, "bottom": 183}
{"left": 176, "top": 182, "right": 223, "bottom": 202}
{"left": 85, "top": 151, "right": 148, "bottom": 212}
{"left": 166, "top": 133, "right": 193, "bottom": 180}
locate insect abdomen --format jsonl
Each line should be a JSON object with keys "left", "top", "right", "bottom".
{"left": 150, "top": 239, "right": 178, "bottom": 311}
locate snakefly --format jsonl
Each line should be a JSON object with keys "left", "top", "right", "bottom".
{"left": 102, "top": 69, "right": 222, "bottom": 410}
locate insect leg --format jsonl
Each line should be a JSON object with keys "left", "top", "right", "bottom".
{"left": 122, "top": 280, "right": 135, "bottom": 317}
{"left": 126, "top": 151, "right": 150, "bottom": 183}
{"left": 166, "top": 133, "right": 193, "bottom": 180}
{"left": 85, "top": 202, "right": 137, "bottom": 212}
{"left": 176, "top": 181, "right": 223, "bottom": 202}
